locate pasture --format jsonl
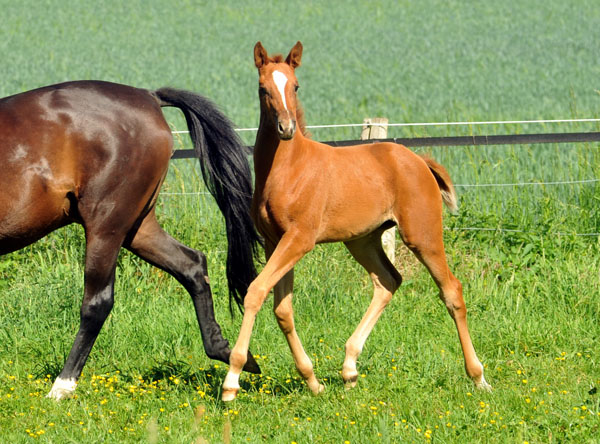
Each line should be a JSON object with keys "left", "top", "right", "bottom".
{"left": 1, "top": 1, "right": 599, "bottom": 442}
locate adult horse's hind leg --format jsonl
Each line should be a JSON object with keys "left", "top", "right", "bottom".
{"left": 342, "top": 230, "right": 402, "bottom": 387}
{"left": 400, "top": 216, "right": 491, "bottom": 390}
{"left": 47, "top": 231, "right": 124, "bottom": 400}
{"left": 124, "top": 209, "right": 260, "bottom": 373}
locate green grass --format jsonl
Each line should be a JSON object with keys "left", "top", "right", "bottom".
{"left": 1, "top": 1, "right": 600, "bottom": 443}
{"left": 1, "top": 160, "right": 598, "bottom": 443}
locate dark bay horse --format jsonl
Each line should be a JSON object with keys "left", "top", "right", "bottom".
{"left": 221, "top": 42, "right": 491, "bottom": 401}
{"left": 0, "top": 80, "right": 261, "bottom": 400}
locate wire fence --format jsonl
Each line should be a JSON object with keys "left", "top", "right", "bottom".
{"left": 170, "top": 117, "right": 600, "bottom": 133}
{"left": 163, "top": 118, "right": 600, "bottom": 237}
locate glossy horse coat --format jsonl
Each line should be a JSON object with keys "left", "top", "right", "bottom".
{"left": 221, "top": 42, "right": 491, "bottom": 401}
{"left": 0, "top": 80, "right": 260, "bottom": 399}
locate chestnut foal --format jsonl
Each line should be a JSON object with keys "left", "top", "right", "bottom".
{"left": 222, "top": 41, "right": 491, "bottom": 401}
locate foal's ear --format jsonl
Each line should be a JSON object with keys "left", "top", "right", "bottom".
{"left": 254, "top": 42, "right": 269, "bottom": 68}
{"left": 286, "top": 41, "right": 303, "bottom": 69}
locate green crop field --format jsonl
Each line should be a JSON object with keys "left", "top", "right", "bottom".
{"left": 1, "top": 1, "right": 599, "bottom": 443}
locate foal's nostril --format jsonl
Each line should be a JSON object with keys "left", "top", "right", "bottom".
{"left": 277, "top": 119, "right": 295, "bottom": 140}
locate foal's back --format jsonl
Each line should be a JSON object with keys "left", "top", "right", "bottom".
{"left": 257, "top": 137, "right": 444, "bottom": 244}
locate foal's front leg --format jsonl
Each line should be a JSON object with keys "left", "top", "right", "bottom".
{"left": 273, "top": 268, "right": 324, "bottom": 395}
{"left": 222, "top": 230, "right": 314, "bottom": 401}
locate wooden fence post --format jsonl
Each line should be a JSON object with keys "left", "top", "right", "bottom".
{"left": 361, "top": 117, "right": 396, "bottom": 263}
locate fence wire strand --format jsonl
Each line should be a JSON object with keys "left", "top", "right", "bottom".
{"left": 170, "top": 117, "right": 600, "bottom": 134}
{"left": 165, "top": 118, "right": 600, "bottom": 237}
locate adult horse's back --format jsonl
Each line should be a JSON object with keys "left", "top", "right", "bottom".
{"left": 0, "top": 80, "right": 261, "bottom": 399}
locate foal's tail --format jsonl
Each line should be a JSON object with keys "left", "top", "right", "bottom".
{"left": 421, "top": 156, "right": 458, "bottom": 214}
{"left": 154, "top": 88, "right": 261, "bottom": 313}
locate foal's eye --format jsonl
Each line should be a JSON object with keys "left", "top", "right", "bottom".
{"left": 259, "top": 86, "right": 268, "bottom": 96}
{"left": 294, "top": 84, "right": 299, "bottom": 92}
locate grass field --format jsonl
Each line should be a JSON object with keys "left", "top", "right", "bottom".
{"left": 1, "top": 1, "right": 599, "bottom": 443}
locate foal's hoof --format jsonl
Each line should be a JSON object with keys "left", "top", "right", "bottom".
{"left": 342, "top": 368, "right": 358, "bottom": 388}
{"left": 242, "top": 351, "right": 261, "bottom": 374}
{"left": 222, "top": 387, "right": 239, "bottom": 402}
{"left": 475, "top": 375, "right": 493, "bottom": 392}
{"left": 308, "top": 383, "right": 325, "bottom": 395}
{"left": 307, "top": 377, "right": 325, "bottom": 395}
{"left": 344, "top": 378, "right": 358, "bottom": 390}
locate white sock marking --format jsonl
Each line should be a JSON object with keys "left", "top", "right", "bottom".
{"left": 223, "top": 370, "right": 241, "bottom": 389}
{"left": 47, "top": 377, "right": 77, "bottom": 400}
{"left": 272, "top": 70, "right": 289, "bottom": 111}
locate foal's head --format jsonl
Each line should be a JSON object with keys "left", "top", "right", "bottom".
{"left": 254, "top": 41, "right": 303, "bottom": 140}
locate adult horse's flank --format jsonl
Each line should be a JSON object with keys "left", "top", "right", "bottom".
{"left": 221, "top": 42, "right": 491, "bottom": 401}
{"left": 0, "top": 80, "right": 261, "bottom": 400}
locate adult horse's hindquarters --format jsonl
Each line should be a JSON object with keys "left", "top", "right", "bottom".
{"left": 0, "top": 80, "right": 261, "bottom": 400}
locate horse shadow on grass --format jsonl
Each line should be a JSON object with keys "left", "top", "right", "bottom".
{"left": 36, "top": 357, "right": 346, "bottom": 400}
{"left": 140, "top": 360, "right": 348, "bottom": 400}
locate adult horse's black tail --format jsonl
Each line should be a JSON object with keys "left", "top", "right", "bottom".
{"left": 154, "top": 88, "right": 261, "bottom": 313}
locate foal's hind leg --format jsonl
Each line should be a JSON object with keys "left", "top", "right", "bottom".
{"left": 342, "top": 231, "right": 402, "bottom": 387}
{"left": 47, "top": 231, "right": 124, "bottom": 400}
{"left": 400, "top": 219, "right": 491, "bottom": 390}
{"left": 124, "top": 210, "right": 260, "bottom": 373}
{"left": 273, "top": 267, "right": 324, "bottom": 395}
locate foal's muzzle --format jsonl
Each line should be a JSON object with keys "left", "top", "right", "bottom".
{"left": 277, "top": 118, "right": 296, "bottom": 140}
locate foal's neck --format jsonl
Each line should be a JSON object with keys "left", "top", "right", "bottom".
{"left": 253, "top": 111, "right": 305, "bottom": 186}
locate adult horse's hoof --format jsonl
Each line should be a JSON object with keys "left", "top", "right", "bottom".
{"left": 242, "top": 351, "right": 261, "bottom": 374}
{"left": 46, "top": 377, "right": 77, "bottom": 401}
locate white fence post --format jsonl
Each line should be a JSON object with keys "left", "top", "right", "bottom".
{"left": 361, "top": 117, "right": 396, "bottom": 263}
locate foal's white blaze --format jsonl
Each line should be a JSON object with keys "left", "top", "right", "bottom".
{"left": 47, "top": 377, "right": 77, "bottom": 400}
{"left": 272, "top": 70, "right": 289, "bottom": 111}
